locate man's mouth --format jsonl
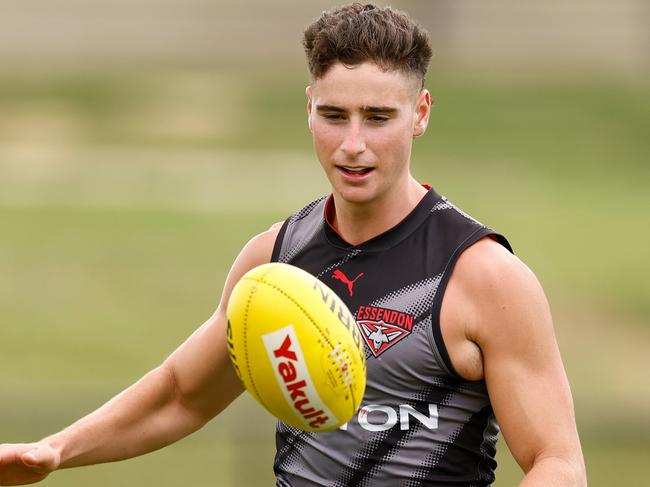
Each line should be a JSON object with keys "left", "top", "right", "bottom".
{"left": 337, "top": 166, "right": 374, "bottom": 176}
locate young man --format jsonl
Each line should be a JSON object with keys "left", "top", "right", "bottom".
{"left": 0, "top": 4, "right": 585, "bottom": 486}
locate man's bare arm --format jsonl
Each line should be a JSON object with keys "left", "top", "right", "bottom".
{"left": 0, "top": 223, "right": 281, "bottom": 485}
{"left": 452, "top": 238, "right": 586, "bottom": 486}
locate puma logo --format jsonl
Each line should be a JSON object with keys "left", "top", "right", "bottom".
{"left": 332, "top": 269, "right": 364, "bottom": 297}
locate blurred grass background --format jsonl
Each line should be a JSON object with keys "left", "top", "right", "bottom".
{"left": 1, "top": 1, "right": 649, "bottom": 485}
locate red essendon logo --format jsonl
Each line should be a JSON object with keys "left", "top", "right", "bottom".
{"left": 355, "top": 306, "right": 414, "bottom": 357}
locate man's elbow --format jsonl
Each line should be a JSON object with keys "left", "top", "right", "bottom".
{"left": 159, "top": 361, "right": 210, "bottom": 427}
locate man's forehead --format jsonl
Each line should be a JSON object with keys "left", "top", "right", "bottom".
{"left": 310, "top": 62, "right": 421, "bottom": 105}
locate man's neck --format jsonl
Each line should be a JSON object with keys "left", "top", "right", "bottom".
{"left": 329, "top": 178, "right": 428, "bottom": 246}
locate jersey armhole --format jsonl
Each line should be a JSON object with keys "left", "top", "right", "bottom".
{"left": 429, "top": 228, "right": 513, "bottom": 378}
{"left": 270, "top": 218, "right": 290, "bottom": 263}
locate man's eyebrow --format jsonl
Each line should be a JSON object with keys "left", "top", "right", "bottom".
{"left": 361, "top": 106, "right": 398, "bottom": 114}
{"left": 315, "top": 104, "right": 398, "bottom": 114}
{"left": 315, "top": 105, "right": 345, "bottom": 112}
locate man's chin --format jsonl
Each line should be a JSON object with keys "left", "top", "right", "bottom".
{"left": 333, "top": 186, "right": 378, "bottom": 206}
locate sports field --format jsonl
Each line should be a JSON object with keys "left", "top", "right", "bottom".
{"left": 1, "top": 71, "right": 648, "bottom": 485}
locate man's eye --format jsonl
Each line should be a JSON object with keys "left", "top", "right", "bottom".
{"left": 323, "top": 113, "right": 345, "bottom": 121}
{"left": 368, "top": 115, "right": 389, "bottom": 123}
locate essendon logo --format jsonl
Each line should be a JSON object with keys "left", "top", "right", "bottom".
{"left": 262, "top": 326, "right": 337, "bottom": 430}
{"left": 356, "top": 306, "right": 414, "bottom": 357}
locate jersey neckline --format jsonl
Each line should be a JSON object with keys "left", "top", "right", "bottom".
{"left": 323, "top": 187, "right": 443, "bottom": 252}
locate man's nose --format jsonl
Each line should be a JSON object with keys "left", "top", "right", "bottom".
{"left": 340, "top": 120, "right": 366, "bottom": 157}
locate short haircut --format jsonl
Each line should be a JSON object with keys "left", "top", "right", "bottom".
{"left": 303, "top": 3, "right": 432, "bottom": 86}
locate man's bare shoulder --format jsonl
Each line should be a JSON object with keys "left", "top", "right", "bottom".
{"left": 452, "top": 236, "right": 552, "bottom": 346}
{"left": 255, "top": 221, "right": 284, "bottom": 246}
{"left": 455, "top": 236, "right": 530, "bottom": 286}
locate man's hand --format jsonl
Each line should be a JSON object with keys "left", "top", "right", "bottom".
{"left": 0, "top": 443, "right": 60, "bottom": 485}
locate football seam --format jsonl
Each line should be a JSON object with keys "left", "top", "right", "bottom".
{"left": 241, "top": 268, "right": 275, "bottom": 413}
{"left": 245, "top": 274, "right": 358, "bottom": 419}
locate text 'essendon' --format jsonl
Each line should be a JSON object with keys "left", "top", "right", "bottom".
{"left": 356, "top": 306, "right": 414, "bottom": 331}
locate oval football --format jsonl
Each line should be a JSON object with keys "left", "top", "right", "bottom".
{"left": 226, "top": 262, "right": 366, "bottom": 432}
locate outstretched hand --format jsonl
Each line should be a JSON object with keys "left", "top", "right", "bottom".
{"left": 0, "top": 443, "right": 60, "bottom": 486}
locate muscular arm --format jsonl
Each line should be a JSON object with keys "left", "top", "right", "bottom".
{"left": 445, "top": 238, "right": 586, "bottom": 486}
{"left": 0, "top": 223, "right": 281, "bottom": 485}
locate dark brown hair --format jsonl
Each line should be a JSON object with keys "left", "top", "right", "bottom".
{"left": 303, "top": 3, "right": 432, "bottom": 85}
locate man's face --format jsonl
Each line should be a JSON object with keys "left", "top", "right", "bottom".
{"left": 307, "top": 62, "right": 430, "bottom": 206}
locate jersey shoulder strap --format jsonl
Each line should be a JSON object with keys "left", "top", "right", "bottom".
{"left": 271, "top": 196, "right": 327, "bottom": 264}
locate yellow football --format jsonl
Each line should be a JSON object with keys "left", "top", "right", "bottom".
{"left": 226, "top": 262, "right": 366, "bottom": 432}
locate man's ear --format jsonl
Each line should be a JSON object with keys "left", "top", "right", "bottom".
{"left": 306, "top": 85, "right": 313, "bottom": 131}
{"left": 413, "top": 89, "right": 431, "bottom": 138}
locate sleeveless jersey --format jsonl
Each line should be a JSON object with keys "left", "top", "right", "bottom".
{"left": 270, "top": 188, "right": 512, "bottom": 487}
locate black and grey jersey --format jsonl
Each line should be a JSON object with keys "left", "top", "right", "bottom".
{"left": 270, "top": 188, "right": 512, "bottom": 487}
